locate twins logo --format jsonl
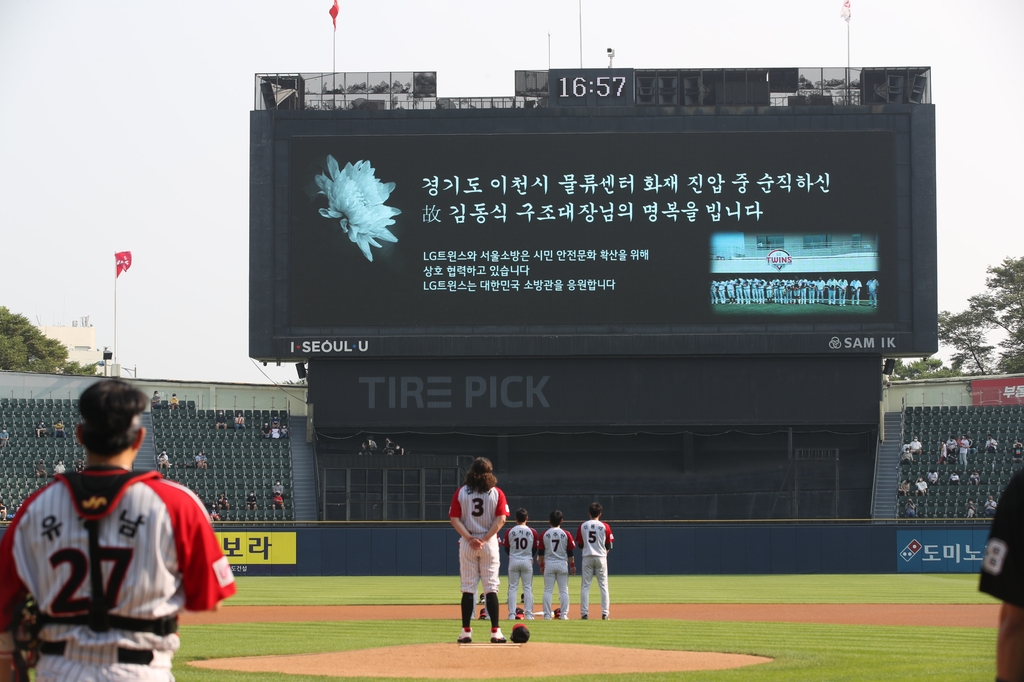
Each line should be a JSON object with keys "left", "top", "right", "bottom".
{"left": 900, "top": 539, "right": 922, "bottom": 562}
{"left": 765, "top": 249, "right": 792, "bottom": 271}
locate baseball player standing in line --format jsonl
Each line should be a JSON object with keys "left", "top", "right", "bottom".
{"left": 448, "top": 457, "right": 509, "bottom": 644}
{"left": 538, "top": 510, "right": 576, "bottom": 620}
{"left": 501, "top": 508, "right": 540, "bottom": 621}
{"left": 0, "top": 380, "right": 236, "bottom": 682}
{"left": 577, "top": 502, "right": 615, "bottom": 620}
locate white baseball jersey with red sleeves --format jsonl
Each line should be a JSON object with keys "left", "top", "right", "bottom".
{"left": 541, "top": 527, "right": 576, "bottom": 563}
{"left": 448, "top": 485, "right": 509, "bottom": 537}
{"left": 576, "top": 519, "right": 614, "bottom": 557}
{"left": 502, "top": 525, "right": 541, "bottom": 561}
{"left": 0, "top": 470, "right": 236, "bottom": 652}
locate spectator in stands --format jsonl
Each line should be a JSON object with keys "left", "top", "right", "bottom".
{"left": 246, "top": 491, "right": 258, "bottom": 510}
{"left": 900, "top": 443, "right": 914, "bottom": 465}
{"left": 384, "top": 438, "right": 403, "bottom": 455}
{"left": 217, "top": 492, "right": 230, "bottom": 510}
{"left": 272, "top": 481, "right": 283, "bottom": 496}
{"left": 1013, "top": 439, "right": 1024, "bottom": 462}
{"left": 986, "top": 434, "right": 998, "bottom": 454}
{"left": 957, "top": 435, "right": 970, "bottom": 468}
{"left": 926, "top": 470, "right": 939, "bottom": 486}
{"left": 904, "top": 498, "right": 916, "bottom": 518}
{"left": 169, "top": 393, "right": 180, "bottom": 410}
{"left": 965, "top": 499, "right": 977, "bottom": 518}
{"left": 53, "top": 419, "right": 66, "bottom": 438}
{"left": 0, "top": 500, "right": 6, "bottom": 521}
{"left": 53, "top": 460, "right": 65, "bottom": 475}
{"left": 194, "top": 451, "right": 208, "bottom": 469}
{"left": 0, "top": 427, "right": 8, "bottom": 449}
{"left": 969, "top": 469, "right": 981, "bottom": 485}
{"left": 151, "top": 390, "right": 161, "bottom": 410}
{"left": 271, "top": 424, "right": 281, "bottom": 439}
{"left": 233, "top": 413, "right": 246, "bottom": 431}
{"left": 271, "top": 414, "right": 281, "bottom": 428}
{"left": 949, "top": 471, "right": 961, "bottom": 485}
{"left": 367, "top": 436, "right": 378, "bottom": 452}
{"left": 35, "top": 420, "right": 47, "bottom": 438}
{"left": 897, "top": 480, "right": 910, "bottom": 497}
{"left": 280, "top": 424, "right": 290, "bottom": 439}
{"left": 209, "top": 507, "right": 221, "bottom": 521}
{"left": 157, "top": 450, "right": 170, "bottom": 470}
{"left": 272, "top": 491, "right": 284, "bottom": 510}
{"left": 261, "top": 423, "right": 272, "bottom": 439}
{"left": 34, "top": 459, "right": 47, "bottom": 478}
{"left": 73, "top": 458, "right": 84, "bottom": 473}
{"left": 945, "top": 435, "right": 958, "bottom": 460}
{"left": 985, "top": 495, "right": 998, "bottom": 518}
{"left": 915, "top": 477, "right": 928, "bottom": 496}
{"left": 909, "top": 436, "right": 922, "bottom": 459}
{"left": 215, "top": 409, "right": 228, "bottom": 430}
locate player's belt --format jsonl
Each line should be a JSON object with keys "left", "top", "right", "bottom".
{"left": 39, "top": 640, "right": 155, "bottom": 665}
{"left": 39, "top": 614, "right": 179, "bottom": 636}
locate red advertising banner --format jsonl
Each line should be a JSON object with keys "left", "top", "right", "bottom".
{"left": 971, "top": 377, "right": 1024, "bottom": 405}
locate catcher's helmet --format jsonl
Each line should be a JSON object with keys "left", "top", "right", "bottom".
{"left": 511, "top": 624, "right": 530, "bottom": 643}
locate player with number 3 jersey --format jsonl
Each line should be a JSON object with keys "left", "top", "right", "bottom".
{"left": 501, "top": 508, "right": 540, "bottom": 620}
{"left": 449, "top": 457, "right": 509, "bottom": 644}
{"left": 576, "top": 501, "right": 614, "bottom": 620}
{"left": 0, "top": 380, "right": 235, "bottom": 682}
{"left": 539, "top": 510, "right": 576, "bottom": 619}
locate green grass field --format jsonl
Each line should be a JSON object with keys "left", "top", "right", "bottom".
{"left": 169, "top": 575, "right": 998, "bottom": 682}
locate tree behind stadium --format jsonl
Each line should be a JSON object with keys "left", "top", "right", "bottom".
{"left": 0, "top": 306, "right": 98, "bottom": 375}
{"left": 939, "top": 256, "right": 1024, "bottom": 374}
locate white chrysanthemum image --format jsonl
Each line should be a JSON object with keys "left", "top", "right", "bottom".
{"left": 315, "top": 156, "right": 401, "bottom": 262}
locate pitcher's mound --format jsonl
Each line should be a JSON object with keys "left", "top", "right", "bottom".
{"left": 191, "top": 642, "right": 772, "bottom": 678}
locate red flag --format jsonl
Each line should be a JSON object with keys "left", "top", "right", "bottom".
{"left": 329, "top": 0, "right": 339, "bottom": 30}
{"left": 115, "top": 251, "right": 132, "bottom": 278}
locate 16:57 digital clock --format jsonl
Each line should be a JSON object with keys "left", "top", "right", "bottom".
{"left": 548, "top": 68, "right": 635, "bottom": 107}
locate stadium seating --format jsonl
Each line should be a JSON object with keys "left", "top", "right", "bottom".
{"left": 0, "top": 398, "right": 86, "bottom": 515}
{"left": 899, "top": 405, "right": 1023, "bottom": 518}
{"left": 150, "top": 407, "right": 295, "bottom": 521}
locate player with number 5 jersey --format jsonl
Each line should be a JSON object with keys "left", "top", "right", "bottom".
{"left": 448, "top": 457, "right": 509, "bottom": 644}
{"left": 576, "top": 502, "right": 614, "bottom": 620}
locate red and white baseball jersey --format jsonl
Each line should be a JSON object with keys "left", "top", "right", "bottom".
{"left": 502, "top": 524, "right": 541, "bottom": 561}
{"left": 541, "top": 527, "right": 576, "bottom": 564}
{"left": 576, "top": 519, "right": 614, "bottom": 557}
{"left": 448, "top": 485, "right": 509, "bottom": 537}
{"left": 0, "top": 470, "right": 236, "bottom": 653}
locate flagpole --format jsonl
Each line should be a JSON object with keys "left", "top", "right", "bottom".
{"left": 114, "top": 259, "right": 118, "bottom": 367}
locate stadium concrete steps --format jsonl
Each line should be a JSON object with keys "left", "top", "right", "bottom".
{"left": 872, "top": 411, "right": 904, "bottom": 519}
{"left": 288, "top": 417, "right": 318, "bottom": 520}
{"left": 135, "top": 412, "right": 158, "bottom": 473}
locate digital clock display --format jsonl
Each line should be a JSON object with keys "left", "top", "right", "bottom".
{"left": 549, "top": 69, "right": 635, "bottom": 107}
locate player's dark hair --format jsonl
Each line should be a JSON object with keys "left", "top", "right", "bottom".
{"left": 78, "top": 380, "right": 147, "bottom": 456}
{"left": 549, "top": 510, "right": 563, "bottom": 526}
{"left": 464, "top": 457, "right": 497, "bottom": 493}
{"left": 589, "top": 502, "right": 603, "bottom": 518}
{"left": 515, "top": 508, "right": 528, "bottom": 523}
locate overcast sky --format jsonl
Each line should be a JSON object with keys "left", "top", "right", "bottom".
{"left": 1, "top": 1, "right": 1020, "bottom": 384}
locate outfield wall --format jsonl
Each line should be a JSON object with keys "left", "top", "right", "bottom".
{"left": 197, "top": 522, "right": 991, "bottom": 577}
{"left": 0, "top": 522, "right": 981, "bottom": 577}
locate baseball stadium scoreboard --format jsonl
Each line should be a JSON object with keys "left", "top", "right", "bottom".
{"left": 250, "top": 66, "right": 936, "bottom": 363}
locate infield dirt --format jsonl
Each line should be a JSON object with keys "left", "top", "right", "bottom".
{"left": 190, "top": 642, "right": 773, "bottom": 678}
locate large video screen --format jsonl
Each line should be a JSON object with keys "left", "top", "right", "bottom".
{"left": 288, "top": 131, "right": 896, "bottom": 327}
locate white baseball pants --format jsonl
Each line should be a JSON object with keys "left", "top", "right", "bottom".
{"left": 507, "top": 558, "right": 534, "bottom": 616}
{"left": 459, "top": 536, "right": 501, "bottom": 594}
{"left": 580, "top": 555, "right": 609, "bottom": 617}
{"left": 542, "top": 562, "right": 569, "bottom": 618}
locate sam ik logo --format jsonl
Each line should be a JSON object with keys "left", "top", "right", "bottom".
{"left": 359, "top": 375, "right": 550, "bottom": 409}
{"left": 828, "top": 336, "right": 897, "bottom": 349}
{"left": 292, "top": 340, "right": 369, "bottom": 353}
